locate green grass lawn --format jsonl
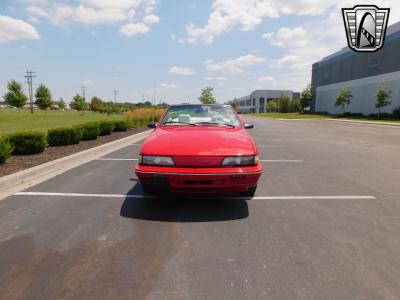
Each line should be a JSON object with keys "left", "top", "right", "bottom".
{"left": 247, "top": 112, "right": 330, "bottom": 119}
{"left": 0, "top": 109, "right": 124, "bottom": 136}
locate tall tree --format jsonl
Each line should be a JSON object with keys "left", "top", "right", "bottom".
{"left": 375, "top": 85, "right": 392, "bottom": 119}
{"left": 90, "top": 96, "right": 103, "bottom": 112}
{"left": 71, "top": 94, "right": 88, "bottom": 115}
{"left": 3, "top": 80, "right": 28, "bottom": 110}
{"left": 199, "top": 87, "right": 217, "bottom": 104}
{"left": 335, "top": 87, "right": 352, "bottom": 114}
{"left": 299, "top": 84, "right": 312, "bottom": 113}
{"left": 279, "top": 95, "right": 290, "bottom": 113}
{"left": 56, "top": 98, "right": 67, "bottom": 110}
{"left": 35, "top": 84, "right": 53, "bottom": 110}
{"left": 227, "top": 99, "right": 238, "bottom": 110}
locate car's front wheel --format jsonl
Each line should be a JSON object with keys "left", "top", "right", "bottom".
{"left": 240, "top": 186, "right": 257, "bottom": 197}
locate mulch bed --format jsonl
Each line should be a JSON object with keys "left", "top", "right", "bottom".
{"left": 0, "top": 127, "right": 147, "bottom": 177}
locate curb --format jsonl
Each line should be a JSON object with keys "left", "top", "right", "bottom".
{"left": 0, "top": 130, "right": 151, "bottom": 201}
{"left": 325, "top": 119, "right": 400, "bottom": 127}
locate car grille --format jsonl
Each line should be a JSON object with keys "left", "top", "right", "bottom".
{"left": 173, "top": 156, "right": 224, "bottom": 167}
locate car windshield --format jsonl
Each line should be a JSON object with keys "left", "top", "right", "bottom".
{"left": 160, "top": 105, "right": 241, "bottom": 127}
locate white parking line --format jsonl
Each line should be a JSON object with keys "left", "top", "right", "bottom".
{"left": 97, "top": 158, "right": 138, "bottom": 161}
{"left": 96, "top": 158, "right": 303, "bottom": 163}
{"left": 14, "top": 192, "right": 376, "bottom": 200}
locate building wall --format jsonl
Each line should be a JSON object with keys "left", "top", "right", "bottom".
{"left": 312, "top": 21, "right": 400, "bottom": 114}
{"left": 315, "top": 70, "right": 400, "bottom": 115}
{"left": 236, "top": 90, "right": 297, "bottom": 113}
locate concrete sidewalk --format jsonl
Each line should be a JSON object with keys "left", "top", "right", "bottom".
{"left": 326, "top": 118, "right": 400, "bottom": 127}
{"left": 0, "top": 130, "right": 150, "bottom": 200}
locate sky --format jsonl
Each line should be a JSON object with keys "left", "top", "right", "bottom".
{"left": 0, "top": 0, "right": 399, "bottom": 104}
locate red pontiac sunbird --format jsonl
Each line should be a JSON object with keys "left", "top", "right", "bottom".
{"left": 135, "top": 104, "right": 262, "bottom": 196}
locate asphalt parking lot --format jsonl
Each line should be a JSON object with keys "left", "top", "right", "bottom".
{"left": 1, "top": 116, "right": 400, "bottom": 299}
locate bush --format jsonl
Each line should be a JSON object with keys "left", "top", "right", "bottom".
{"left": 97, "top": 121, "right": 114, "bottom": 136}
{"left": 47, "top": 127, "right": 82, "bottom": 146}
{"left": 393, "top": 107, "right": 400, "bottom": 119}
{"left": 70, "top": 127, "right": 83, "bottom": 144}
{"left": 0, "top": 137, "right": 12, "bottom": 164}
{"left": 7, "top": 131, "right": 46, "bottom": 155}
{"left": 77, "top": 123, "right": 100, "bottom": 141}
{"left": 113, "top": 120, "right": 129, "bottom": 132}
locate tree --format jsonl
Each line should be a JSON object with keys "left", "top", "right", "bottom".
{"left": 90, "top": 96, "right": 103, "bottom": 112}
{"left": 35, "top": 84, "right": 52, "bottom": 110}
{"left": 199, "top": 87, "right": 217, "bottom": 104}
{"left": 279, "top": 95, "right": 290, "bottom": 113}
{"left": 227, "top": 99, "right": 238, "bottom": 110}
{"left": 267, "top": 100, "right": 279, "bottom": 112}
{"left": 375, "top": 85, "right": 392, "bottom": 119}
{"left": 300, "top": 84, "right": 312, "bottom": 113}
{"left": 56, "top": 98, "right": 67, "bottom": 110}
{"left": 71, "top": 94, "right": 88, "bottom": 115}
{"left": 335, "top": 87, "right": 352, "bottom": 114}
{"left": 3, "top": 80, "right": 28, "bottom": 110}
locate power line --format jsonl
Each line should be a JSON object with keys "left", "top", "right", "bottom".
{"left": 24, "top": 70, "right": 36, "bottom": 114}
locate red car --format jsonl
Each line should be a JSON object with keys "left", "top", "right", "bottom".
{"left": 135, "top": 104, "right": 262, "bottom": 196}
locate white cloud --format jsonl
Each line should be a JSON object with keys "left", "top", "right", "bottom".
{"left": 171, "top": 34, "right": 185, "bottom": 44}
{"left": 169, "top": 67, "right": 197, "bottom": 76}
{"left": 25, "top": 0, "right": 159, "bottom": 37}
{"left": 186, "top": 0, "right": 400, "bottom": 44}
{"left": 0, "top": 15, "right": 40, "bottom": 44}
{"left": 204, "top": 54, "right": 265, "bottom": 75}
{"left": 120, "top": 22, "right": 149, "bottom": 36}
{"left": 205, "top": 76, "right": 228, "bottom": 81}
{"left": 263, "top": 26, "right": 309, "bottom": 48}
{"left": 257, "top": 76, "right": 275, "bottom": 83}
{"left": 143, "top": 14, "right": 159, "bottom": 24}
{"left": 160, "top": 83, "right": 177, "bottom": 90}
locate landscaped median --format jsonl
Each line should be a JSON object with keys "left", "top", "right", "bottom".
{"left": 0, "top": 107, "right": 165, "bottom": 176}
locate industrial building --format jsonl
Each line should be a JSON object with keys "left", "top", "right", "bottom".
{"left": 312, "top": 21, "right": 400, "bottom": 115}
{"left": 235, "top": 90, "right": 300, "bottom": 113}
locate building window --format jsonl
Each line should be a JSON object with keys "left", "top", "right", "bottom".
{"left": 246, "top": 99, "right": 251, "bottom": 106}
{"left": 369, "top": 58, "right": 379, "bottom": 67}
{"left": 324, "top": 72, "right": 329, "bottom": 80}
{"left": 259, "top": 98, "right": 265, "bottom": 113}
{"left": 252, "top": 98, "right": 256, "bottom": 106}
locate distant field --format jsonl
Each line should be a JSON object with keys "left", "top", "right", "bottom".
{"left": 247, "top": 112, "right": 330, "bottom": 119}
{"left": 0, "top": 109, "right": 124, "bottom": 136}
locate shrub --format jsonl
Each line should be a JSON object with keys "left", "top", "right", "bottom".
{"left": 0, "top": 137, "right": 13, "bottom": 164}
{"left": 77, "top": 123, "right": 100, "bottom": 141}
{"left": 97, "top": 121, "right": 115, "bottom": 136}
{"left": 47, "top": 127, "right": 82, "bottom": 146}
{"left": 113, "top": 120, "right": 129, "bottom": 132}
{"left": 7, "top": 131, "right": 46, "bottom": 155}
{"left": 70, "top": 127, "right": 83, "bottom": 144}
{"left": 393, "top": 107, "right": 400, "bottom": 119}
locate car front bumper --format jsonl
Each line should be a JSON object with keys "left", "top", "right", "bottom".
{"left": 135, "top": 164, "right": 262, "bottom": 193}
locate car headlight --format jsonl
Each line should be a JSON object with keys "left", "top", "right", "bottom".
{"left": 138, "top": 155, "right": 174, "bottom": 166}
{"left": 221, "top": 155, "right": 259, "bottom": 166}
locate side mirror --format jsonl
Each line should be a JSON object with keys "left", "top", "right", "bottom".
{"left": 147, "top": 122, "right": 157, "bottom": 128}
{"left": 243, "top": 123, "right": 254, "bottom": 129}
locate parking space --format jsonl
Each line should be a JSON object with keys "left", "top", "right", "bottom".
{"left": 1, "top": 117, "right": 400, "bottom": 299}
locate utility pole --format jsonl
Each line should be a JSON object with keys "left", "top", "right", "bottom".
{"left": 81, "top": 86, "right": 86, "bottom": 99}
{"left": 114, "top": 89, "right": 117, "bottom": 103}
{"left": 24, "top": 70, "right": 36, "bottom": 114}
{"left": 153, "top": 83, "right": 156, "bottom": 123}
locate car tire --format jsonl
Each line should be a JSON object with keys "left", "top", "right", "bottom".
{"left": 240, "top": 186, "right": 257, "bottom": 198}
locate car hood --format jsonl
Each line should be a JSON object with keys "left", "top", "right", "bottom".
{"left": 141, "top": 126, "right": 256, "bottom": 156}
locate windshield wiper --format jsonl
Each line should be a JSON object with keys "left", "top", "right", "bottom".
{"left": 162, "top": 121, "right": 196, "bottom": 126}
{"left": 194, "top": 122, "right": 235, "bottom": 128}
